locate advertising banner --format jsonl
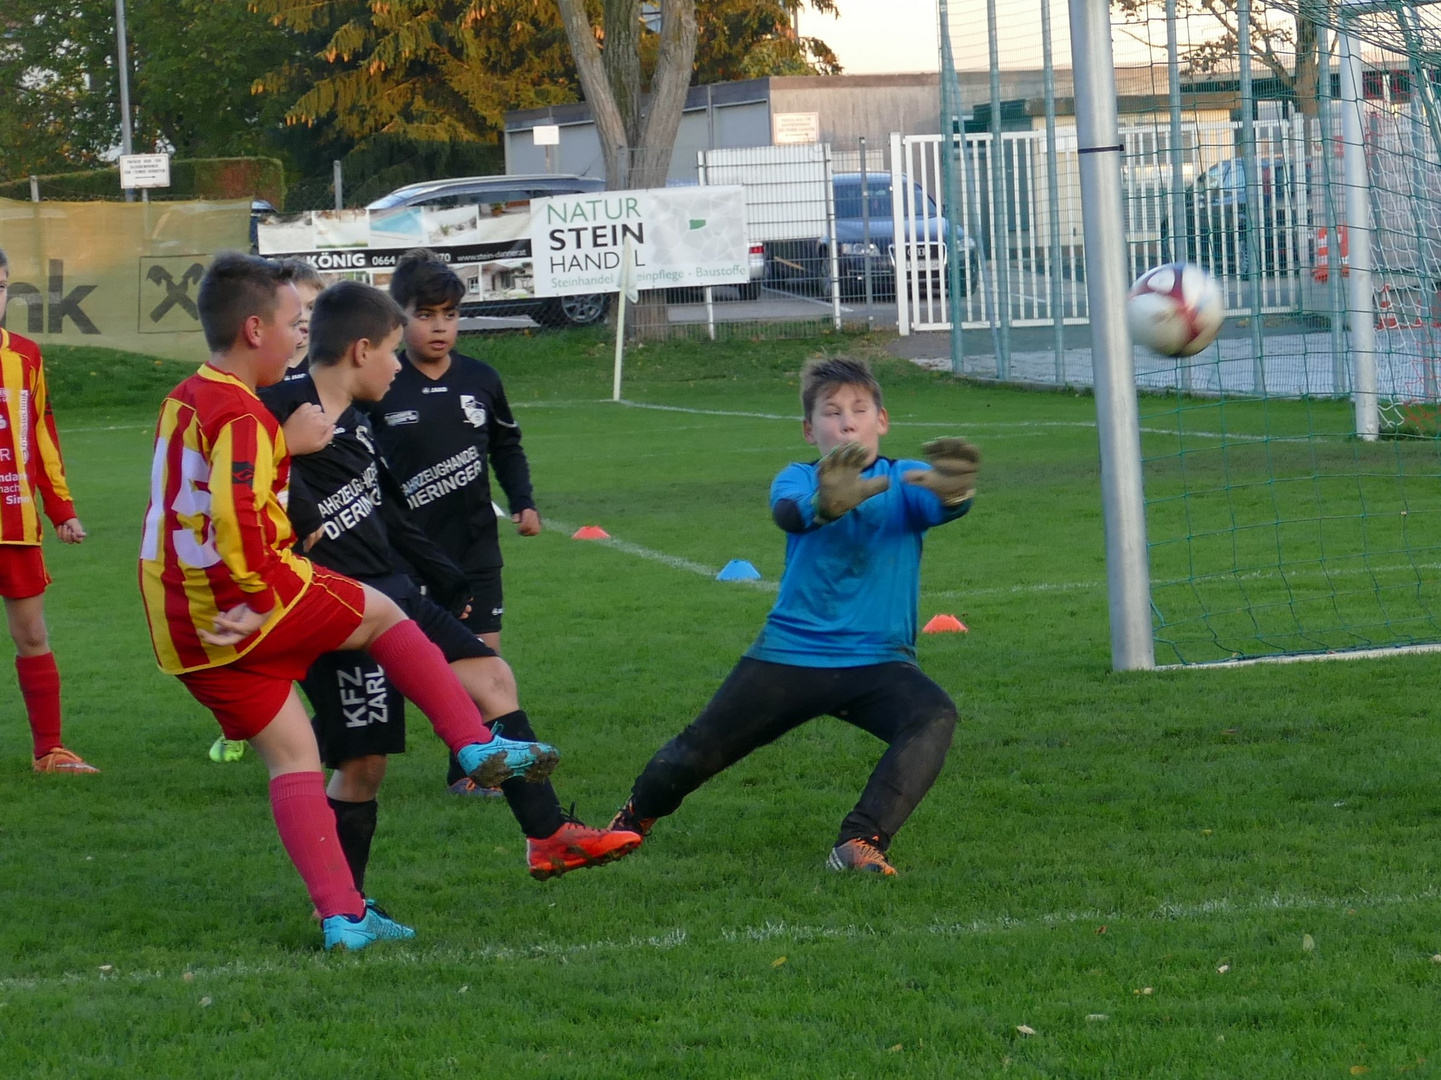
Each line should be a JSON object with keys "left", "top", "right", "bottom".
{"left": 259, "top": 185, "right": 750, "bottom": 304}
{"left": 0, "top": 198, "right": 249, "bottom": 360}
{"left": 259, "top": 205, "right": 537, "bottom": 305}
{"left": 527, "top": 186, "right": 749, "bottom": 297}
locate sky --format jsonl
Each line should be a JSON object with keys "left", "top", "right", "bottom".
{"left": 802, "top": 0, "right": 1185, "bottom": 75}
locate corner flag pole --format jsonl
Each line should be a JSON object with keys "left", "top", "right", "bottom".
{"left": 1068, "top": 0, "right": 1155, "bottom": 671}
{"left": 612, "top": 236, "right": 637, "bottom": 402}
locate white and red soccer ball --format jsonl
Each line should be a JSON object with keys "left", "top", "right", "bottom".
{"left": 1126, "top": 261, "right": 1224, "bottom": 357}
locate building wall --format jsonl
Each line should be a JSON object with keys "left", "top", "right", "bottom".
{"left": 504, "top": 74, "right": 951, "bottom": 184}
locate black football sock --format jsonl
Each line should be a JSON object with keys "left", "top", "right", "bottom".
{"left": 328, "top": 797, "right": 378, "bottom": 893}
{"left": 445, "top": 753, "right": 467, "bottom": 788}
{"left": 491, "top": 710, "right": 566, "bottom": 839}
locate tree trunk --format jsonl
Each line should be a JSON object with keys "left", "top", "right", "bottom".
{"left": 554, "top": 0, "right": 699, "bottom": 338}
{"left": 632, "top": 0, "right": 698, "bottom": 189}
{"left": 556, "top": 0, "right": 631, "bottom": 188}
{"left": 604, "top": 0, "right": 644, "bottom": 158}
{"left": 1293, "top": 16, "right": 1320, "bottom": 119}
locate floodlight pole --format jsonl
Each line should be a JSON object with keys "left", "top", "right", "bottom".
{"left": 1042, "top": 0, "right": 1066, "bottom": 383}
{"left": 115, "top": 0, "right": 135, "bottom": 203}
{"left": 1068, "top": 0, "right": 1155, "bottom": 671}
{"left": 1339, "top": 24, "right": 1379, "bottom": 438}
{"left": 1238, "top": 0, "right": 1267, "bottom": 394}
{"left": 1165, "top": 0, "right": 1191, "bottom": 392}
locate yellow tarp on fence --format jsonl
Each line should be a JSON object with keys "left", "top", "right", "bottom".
{"left": 0, "top": 199, "right": 249, "bottom": 361}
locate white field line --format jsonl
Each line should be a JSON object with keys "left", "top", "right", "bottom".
{"left": 548, "top": 516, "right": 777, "bottom": 592}
{"left": 3, "top": 884, "right": 1436, "bottom": 993}
{"left": 1158, "top": 641, "right": 1441, "bottom": 671}
{"left": 614, "top": 400, "right": 1273, "bottom": 443}
{"left": 934, "top": 559, "right": 1441, "bottom": 602}
{"left": 59, "top": 423, "right": 153, "bottom": 434}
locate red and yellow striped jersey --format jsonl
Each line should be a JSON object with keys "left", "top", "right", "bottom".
{"left": 0, "top": 330, "right": 77, "bottom": 544}
{"left": 138, "top": 364, "right": 314, "bottom": 674}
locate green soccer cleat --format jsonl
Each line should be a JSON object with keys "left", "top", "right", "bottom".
{"left": 322, "top": 900, "right": 416, "bottom": 952}
{"left": 208, "top": 737, "right": 245, "bottom": 764}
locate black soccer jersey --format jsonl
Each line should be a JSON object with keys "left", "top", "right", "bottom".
{"left": 259, "top": 374, "right": 469, "bottom": 611}
{"left": 368, "top": 351, "right": 534, "bottom": 575}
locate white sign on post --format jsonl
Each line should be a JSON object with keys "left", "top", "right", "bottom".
{"left": 532, "top": 125, "right": 561, "bottom": 146}
{"left": 118, "top": 154, "right": 172, "bottom": 189}
{"left": 771, "top": 112, "right": 820, "bottom": 145}
{"left": 528, "top": 186, "right": 749, "bottom": 297}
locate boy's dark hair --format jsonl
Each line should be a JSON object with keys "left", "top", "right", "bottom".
{"left": 0, "top": 246, "right": 8, "bottom": 272}
{"left": 389, "top": 248, "right": 465, "bottom": 311}
{"left": 276, "top": 257, "right": 324, "bottom": 291}
{"left": 309, "top": 280, "right": 407, "bottom": 366}
{"left": 198, "top": 252, "right": 297, "bottom": 352}
{"left": 800, "top": 356, "right": 883, "bottom": 418}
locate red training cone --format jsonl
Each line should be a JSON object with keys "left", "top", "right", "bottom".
{"left": 571, "top": 525, "right": 610, "bottom": 540}
{"left": 922, "top": 614, "right": 968, "bottom": 634}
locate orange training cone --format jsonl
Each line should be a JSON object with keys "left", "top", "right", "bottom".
{"left": 571, "top": 525, "right": 610, "bottom": 540}
{"left": 922, "top": 614, "right": 968, "bottom": 634}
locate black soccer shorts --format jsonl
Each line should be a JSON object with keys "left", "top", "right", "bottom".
{"left": 457, "top": 567, "right": 504, "bottom": 635}
{"left": 304, "top": 592, "right": 498, "bottom": 768}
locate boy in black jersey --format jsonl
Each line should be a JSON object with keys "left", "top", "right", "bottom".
{"left": 371, "top": 249, "right": 541, "bottom": 794}
{"left": 263, "top": 280, "right": 641, "bottom": 885}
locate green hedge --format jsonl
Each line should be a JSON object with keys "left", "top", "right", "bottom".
{"left": 0, "top": 157, "right": 285, "bottom": 205}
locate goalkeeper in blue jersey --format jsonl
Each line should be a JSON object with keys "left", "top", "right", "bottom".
{"left": 611, "top": 357, "right": 979, "bottom": 875}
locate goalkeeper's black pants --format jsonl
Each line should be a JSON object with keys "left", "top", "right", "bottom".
{"left": 627, "top": 658, "right": 957, "bottom": 851}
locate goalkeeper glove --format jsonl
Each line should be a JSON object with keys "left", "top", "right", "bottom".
{"left": 814, "top": 441, "right": 891, "bottom": 523}
{"left": 903, "top": 437, "right": 980, "bottom": 506}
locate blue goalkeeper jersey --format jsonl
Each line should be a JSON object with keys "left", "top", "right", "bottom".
{"left": 746, "top": 455, "right": 971, "bottom": 668}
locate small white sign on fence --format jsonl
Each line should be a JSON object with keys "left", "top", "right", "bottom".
{"left": 772, "top": 112, "right": 820, "bottom": 145}
{"left": 119, "top": 154, "right": 171, "bottom": 189}
{"left": 528, "top": 186, "right": 750, "bottom": 297}
{"left": 698, "top": 143, "right": 832, "bottom": 243}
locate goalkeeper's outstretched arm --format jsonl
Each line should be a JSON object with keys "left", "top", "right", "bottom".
{"left": 901, "top": 437, "right": 980, "bottom": 525}
{"left": 770, "top": 442, "right": 891, "bottom": 534}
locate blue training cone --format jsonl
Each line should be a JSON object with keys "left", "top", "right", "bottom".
{"left": 716, "top": 559, "right": 762, "bottom": 582}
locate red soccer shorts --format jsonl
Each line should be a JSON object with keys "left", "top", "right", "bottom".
{"left": 178, "top": 567, "right": 367, "bottom": 741}
{"left": 0, "top": 545, "right": 51, "bottom": 599}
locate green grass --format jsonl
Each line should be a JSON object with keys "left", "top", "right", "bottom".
{"left": 3, "top": 333, "right": 1441, "bottom": 1077}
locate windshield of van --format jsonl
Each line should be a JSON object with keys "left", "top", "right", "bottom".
{"left": 834, "top": 182, "right": 938, "bottom": 221}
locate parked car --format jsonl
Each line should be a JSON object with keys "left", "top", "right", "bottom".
{"left": 249, "top": 198, "right": 277, "bottom": 253}
{"left": 1161, "top": 157, "right": 1306, "bottom": 277}
{"left": 767, "top": 173, "right": 979, "bottom": 299}
{"left": 367, "top": 174, "right": 610, "bottom": 327}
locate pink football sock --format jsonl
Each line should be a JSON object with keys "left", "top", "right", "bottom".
{"left": 367, "top": 620, "right": 492, "bottom": 751}
{"left": 269, "top": 772, "right": 365, "bottom": 920}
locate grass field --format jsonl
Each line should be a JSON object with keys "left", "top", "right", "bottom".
{"left": 3, "top": 328, "right": 1441, "bottom": 1078}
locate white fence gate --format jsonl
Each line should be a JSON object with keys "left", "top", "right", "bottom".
{"left": 892, "top": 119, "right": 1316, "bottom": 335}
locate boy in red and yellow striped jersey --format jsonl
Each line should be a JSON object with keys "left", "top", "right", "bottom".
{"left": 0, "top": 248, "right": 94, "bottom": 775}
{"left": 139, "top": 253, "right": 560, "bottom": 951}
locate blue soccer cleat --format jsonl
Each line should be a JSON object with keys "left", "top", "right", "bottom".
{"left": 322, "top": 900, "right": 416, "bottom": 952}
{"left": 456, "top": 725, "right": 559, "bottom": 788}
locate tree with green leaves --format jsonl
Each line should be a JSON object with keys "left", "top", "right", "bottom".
{"left": 253, "top": 0, "right": 839, "bottom": 151}
{"left": 0, "top": 0, "right": 302, "bottom": 179}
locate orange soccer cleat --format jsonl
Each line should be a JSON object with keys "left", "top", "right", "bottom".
{"left": 527, "top": 817, "right": 643, "bottom": 881}
{"left": 607, "top": 797, "right": 656, "bottom": 839}
{"left": 826, "top": 837, "right": 897, "bottom": 876}
{"left": 32, "top": 747, "right": 99, "bottom": 774}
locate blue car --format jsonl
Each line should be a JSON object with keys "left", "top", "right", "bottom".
{"left": 768, "top": 173, "right": 979, "bottom": 298}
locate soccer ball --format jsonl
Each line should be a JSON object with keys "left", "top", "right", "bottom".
{"left": 1126, "top": 262, "right": 1224, "bottom": 357}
